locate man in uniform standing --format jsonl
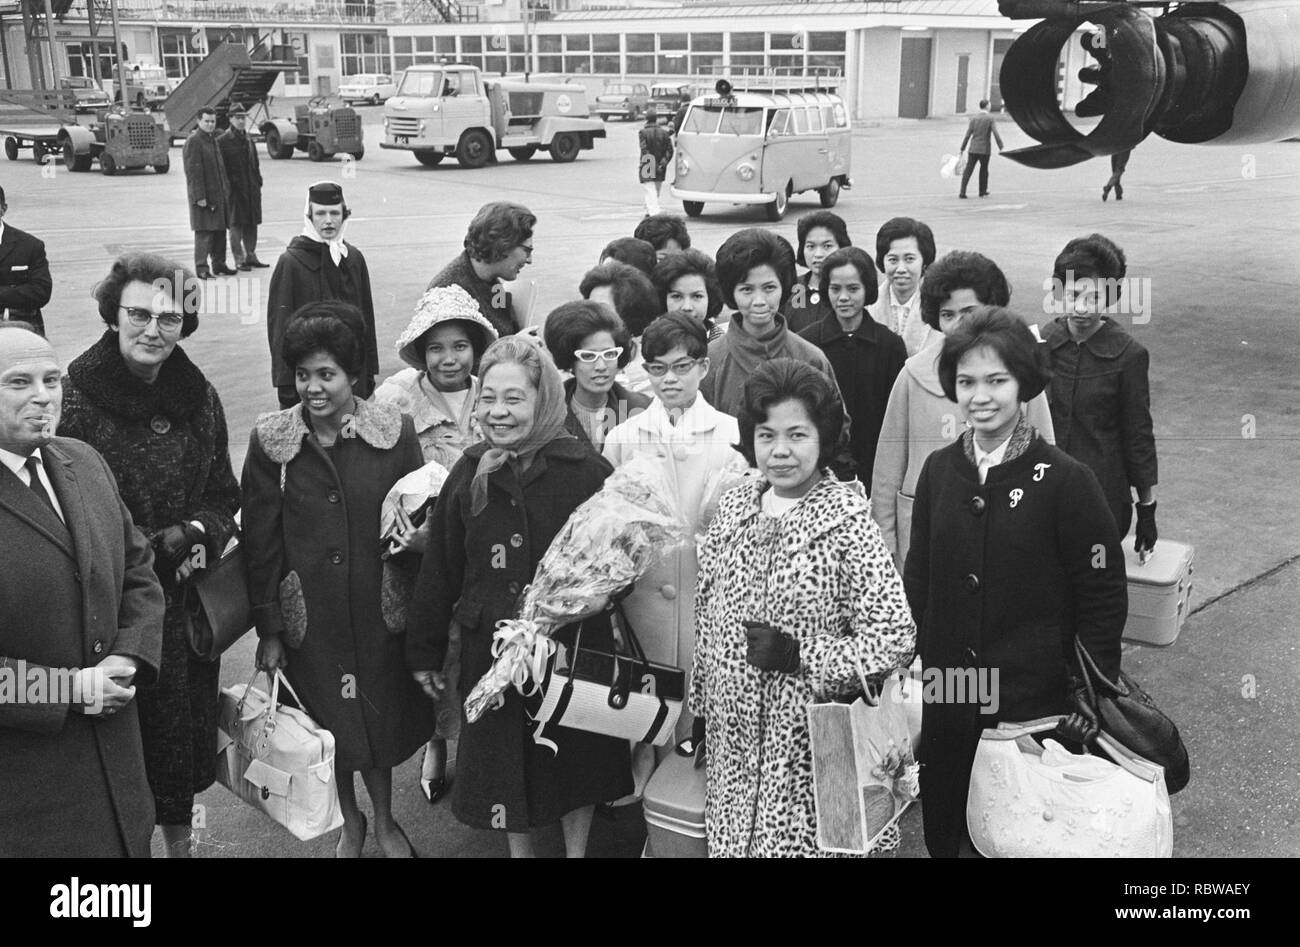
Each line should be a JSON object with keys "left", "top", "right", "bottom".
{"left": 266, "top": 182, "right": 379, "bottom": 408}
{"left": 183, "top": 107, "right": 235, "bottom": 279}
{"left": 0, "top": 187, "right": 53, "bottom": 337}
{"left": 217, "top": 104, "right": 269, "bottom": 271}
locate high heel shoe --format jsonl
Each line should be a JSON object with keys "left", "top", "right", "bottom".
{"left": 419, "top": 741, "right": 450, "bottom": 805}
{"left": 1102, "top": 184, "right": 1112, "bottom": 201}
{"left": 335, "top": 812, "right": 367, "bottom": 858}
{"left": 1114, "top": 183, "right": 1124, "bottom": 201}
{"left": 387, "top": 824, "right": 419, "bottom": 858}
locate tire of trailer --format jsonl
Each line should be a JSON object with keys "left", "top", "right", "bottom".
{"left": 548, "top": 132, "right": 579, "bottom": 163}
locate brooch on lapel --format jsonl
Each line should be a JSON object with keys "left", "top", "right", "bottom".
{"left": 150, "top": 415, "right": 171, "bottom": 435}
{"left": 1009, "top": 488, "right": 1024, "bottom": 508}
{"left": 1033, "top": 463, "right": 1051, "bottom": 482}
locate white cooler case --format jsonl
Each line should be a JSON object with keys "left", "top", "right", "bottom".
{"left": 1123, "top": 540, "right": 1194, "bottom": 646}
{"left": 643, "top": 747, "right": 707, "bottom": 858}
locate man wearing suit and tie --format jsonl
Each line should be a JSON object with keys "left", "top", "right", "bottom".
{"left": 0, "top": 324, "right": 164, "bottom": 857}
{"left": 0, "top": 186, "right": 54, "bottom": 336}
{"left": 959, "top": 99, "right": 1005, "bottom": 199}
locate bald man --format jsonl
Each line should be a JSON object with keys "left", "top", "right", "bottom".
{"left": 0, "top": 323, "right": 164, "bottom": 857}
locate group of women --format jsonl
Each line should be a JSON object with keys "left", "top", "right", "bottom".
{"left": 60, "top": 202, "right": 1158, "bottom": 858}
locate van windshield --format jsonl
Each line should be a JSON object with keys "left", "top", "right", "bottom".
{"left": 681, "top": 105, "right": 765, "bottom": 136}
{"left": 398, "top": 71, "right": 443, "bottom": 97}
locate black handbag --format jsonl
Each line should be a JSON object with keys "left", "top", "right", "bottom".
{"left": 1062, "top": 639, "right": 1190, "bottom": 794}
{"left": 186, "top": 537, "right": 254, "bottom": 662}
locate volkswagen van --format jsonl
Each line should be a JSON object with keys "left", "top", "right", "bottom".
{"left": 669, "top": 79, "right": 851, "bottom": 221}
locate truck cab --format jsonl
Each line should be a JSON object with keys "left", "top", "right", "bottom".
{"left": 382, "top": 64, "right": 605, "bottom": 168}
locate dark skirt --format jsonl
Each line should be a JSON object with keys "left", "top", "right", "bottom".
{"left": 136, "top": 600, "right": 220, "bottom": 825}
{"left": 451, "top": 619, "right": 633, "bottom": 832}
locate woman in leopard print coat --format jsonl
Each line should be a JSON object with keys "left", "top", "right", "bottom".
{"left": 690, "top": 360, "right": 916, "bottom": 857}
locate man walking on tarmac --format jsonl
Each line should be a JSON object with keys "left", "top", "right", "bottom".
{"left": 217, "top": 104, "right": 269, "bottom": 270}
{"left": 638, "top": 108, "right": 674, "bottom": 217}
{"left": 184, "top": 107, "right": 235, "bottom": 279}
{"left": 958, "top": 100, "right": 1004, "bottom": 199}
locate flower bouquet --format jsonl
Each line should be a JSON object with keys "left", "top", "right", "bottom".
{"left": 463, "top": 454, "right": 689, "bottom": 723}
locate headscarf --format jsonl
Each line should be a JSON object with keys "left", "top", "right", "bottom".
{"left": 301, "top": 185, "right": 349, "bottom": 266}
{"left": 470, "top": 336, "right": 574, "bottom": 516}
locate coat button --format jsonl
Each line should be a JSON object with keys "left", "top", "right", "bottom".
{"left": 92, "top": 640, "right": 105, "bottom": 655}
{"left": 327, "top": 491, "right": 340, "bottom": 504}
{"left": 969, "top": 496, "right": 986, "bottom": 515}
{"left": 510, "top": 533, "right": 523, "bottom": 548}
{"left": 510, "top": 498, "right": 518, "bottom": 508}
{"left": 964, "top": 573, "right": 980, "bottom": 593}
{"left": 507, "top": 581, "right": 521, "bottom": 596}
{"left": 330, "top": 552, "right": 344, "bottom": 565}
{"left": 660, "top": 584, "right": 677, "bottom": 600}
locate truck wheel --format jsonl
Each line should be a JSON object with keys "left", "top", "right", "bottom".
{"left": 154, "top": 157, "right": 170, "bottom": 174}
{"left": 456, "top": 130, "right": 492, "bottom": 169}
{"left": 4, "top": 137, "right": 17, "bottom": 161}
{"left": 349, "top": 146, "right": 364, "bottom": 161}
{"left": 818, "top": 178, "right": 841, "bottom": 208}
{"left": 62, "top": 140, "right": 92, "bottom": 172}
{"left": 682, "top": 200, "right": 704, "bottom": 218}
{"left": 764, "top": 183, "right": 791, "bottom": 221}
{"left": 508, "top": 145, "right": 537, "bottom": 162}
{"left": 265, "top": 128, "right": 293, "bottom": 159}
{"left": 548, "top": 133, "right": 579, "bottom": 163}
{"left": 307, "top": 140, "right": 326, "bottom": 162}
{"left": 415, "top": 150, "right": 444, "bottom": 166}
{"left": 100, "top": 152, "right": 118, "bottom": 176}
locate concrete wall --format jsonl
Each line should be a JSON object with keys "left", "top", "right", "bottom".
{"left": 857, "top": 27, "right": 901, "bottom": 121}
{"left": 931, "top": 28, "right": 989, "bottom": 117}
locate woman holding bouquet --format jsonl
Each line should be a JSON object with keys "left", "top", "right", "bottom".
{"left": 691, "top": 359, "right": 916, "bottom": 857}
{"left": 406, "top": 337, "right": 632, "bottom": 857}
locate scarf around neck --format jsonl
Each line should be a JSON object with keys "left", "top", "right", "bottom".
{"left": 470, "top": 351, "right": 575, "bottom": 516}
{"left": 299, "top": 221, "right": 349, "bottom": 266}
{"left": 961, "top": 411, "right": 1036, "bottom": 472}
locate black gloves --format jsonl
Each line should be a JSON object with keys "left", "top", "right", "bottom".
{"left": 743, "top": 621, "right": 801, "bottom": 674}
{"left": 1135, "top": 501, "right": 1158, "bottom": 555}
{"left": 150, "top": 521, "right": 205, "bottom": 573}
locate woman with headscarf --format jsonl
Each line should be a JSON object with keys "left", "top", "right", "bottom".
{"left": 405, "top": 337, "right": 632, "bottom": 858}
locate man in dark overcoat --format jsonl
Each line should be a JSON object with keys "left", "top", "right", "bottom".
{"left": 183, "top": 107, "right": 235, "bottom": 279}
{"left": 217, "top": 104, "right": 269, "bottom": 271}
{"left": 0, "top": 325, "right": 164, "bottom": 857}
{"left": 0, "top": 186, "right": 53, "bottom": 336}
{"left": 637, "top": 108, "right": 674, "bottom": 217}
{"left": 266, "top": 181, "right": 379, "bottom": 408}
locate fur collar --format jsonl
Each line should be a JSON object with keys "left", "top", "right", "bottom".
{"left": 254, "top": 397, "right": 404, "bottom": 464}
{"left": 66, "top": 330, "right": 208, "bottom": 422}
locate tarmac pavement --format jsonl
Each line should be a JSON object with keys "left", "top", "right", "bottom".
{"left": 3, "top": 107, "right": 1296, "bottom": 858}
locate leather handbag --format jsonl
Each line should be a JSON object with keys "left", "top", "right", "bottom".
{"left": 185, "top": 535, "right": 253, "bottom": 662}
{"left": 531, "top": 606, "right": 683, "bottom": 749}
{"left": 966, "top": 716, "right": 1173, "bottom": 858}
{"left": 1066, "top": 639, "right": 1190, "bottom": 794}
{"left": 216, "top": 669, "right": 345, "bottom": 841}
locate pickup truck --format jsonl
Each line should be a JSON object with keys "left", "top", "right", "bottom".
{"left": 381, "top": 64, "right": 606, "bottom": 168}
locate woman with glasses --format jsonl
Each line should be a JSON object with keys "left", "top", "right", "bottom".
{"left": 543, "top": 300, "right": 650, "bottom": 452}
{"left": 578, "top": 261, "right": 662, "bottom": 395}
{"left": 58, "top": 252, "right": 241, "bottom": 858}
{"left": 602, "top": 312, "right": 749, "bottom": 796}
{"left": 427, "top": 201, "right": 536, "bottom": 339}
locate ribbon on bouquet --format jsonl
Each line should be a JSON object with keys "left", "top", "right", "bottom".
{"left": 488, "top": 618, "right": 566, "bottom": 755}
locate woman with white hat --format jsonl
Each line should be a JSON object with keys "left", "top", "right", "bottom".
{"left": 374, "top": 284, "right": 499, "bottom": 804}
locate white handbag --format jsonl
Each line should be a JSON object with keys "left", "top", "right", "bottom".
{"left": 216, "top": 669, "right": 345, "bottom": 841}
{"left": 966, "top": 717, "right": 1173, "bottom": 858}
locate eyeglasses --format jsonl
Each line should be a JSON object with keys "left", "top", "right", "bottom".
{"left": 644, "top": 358, "right": 701, "bottom": 377}
{"left": 120, "top": 306, "right": 184, "bottom": 332}
{"left": 517, "top": 243, "right": 534, "bottom": 259}
{"left": 573, "top": 346, "right": 623, "bottom": 363}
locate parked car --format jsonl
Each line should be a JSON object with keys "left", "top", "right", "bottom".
{"left": 112, "top": 63, "right": 174, "bottom": 109}
{"left": 60, "top": 76, "right": 112, "bottom": 113}
{"left": 339, "top": 73, "right": 398, "bottom": 105}
{"left": 649, "top": 82, "right": 690, "bottom": 119}
{"left": 595, "top": 81, "right": 650, "bottom": 121}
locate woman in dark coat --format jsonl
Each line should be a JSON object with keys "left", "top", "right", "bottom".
{"left": 58, "top": 252, "right": 241, "bottom": 858}
{"left": 406, "top": 337, "right": 632, "bottom": 858}
{"left": 786, "top": 210, "right": 851, "bottom": 334}
{"left": 1042, "top": 233, "right": 1158, "bottom": 549}
{"left": 904, "top": 308, "right": 1128, "bottom": 857}
{"left": 246, "top": 303, "right": 434, "bottom": 857}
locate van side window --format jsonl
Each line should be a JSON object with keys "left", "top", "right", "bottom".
{"left": 832, "top": 102, "right": 849, "bottom": 127}
{"left": 807, "top": 107, "right": 823, "bottom": 132}
{"left": 791, "top": 108, "right": 807, "bottom": 134}
{"left": 767, "top": 108, "right": 791, "bottom": 136}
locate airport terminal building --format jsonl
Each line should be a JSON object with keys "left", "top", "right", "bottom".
{"left": 0, "top": 0, "right": 1093, "bottom": 120}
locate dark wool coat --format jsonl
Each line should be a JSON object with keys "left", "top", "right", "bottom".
{"left": 799, "top": 313, "right": 907, "bottom": 487}
{"left": 903, "top": 434, "right": 1127, "bottom": 857}
{"left": 0, "top": 223, "right": 53, "bottom": 334}
{"left": 427, "top": 251, "right": 517, "bottom": 340}
{"left": 638, "top": 122, "right": 674, "bottom": 183}
{"left": 1042, "top": 317, "right": 1158, "bottom": 535}
{"left": 0, "top": 437, "right": 164, "bottom": 857}
{"left": 561, "top": 377, "right": 650, "bottom": 450}
{"left": 183, "top": 128, "right": 229, "bottom": 231}
{"left": 266, "top": 236, "right": 379, "bottom": 394}
{"left": 58, "top": 331, "right": 241, "bottom": 823}
{"left": 216, "top": 127, "right": 262, "bottom": 227}
{"left": 783, "top": 271, "right": 832, "bottom": 336}
{"left": 405, "top": 438, "right": 633, "bottom": 831}
{"left": 241, "top": 399, "right": 435, "bottom": 772}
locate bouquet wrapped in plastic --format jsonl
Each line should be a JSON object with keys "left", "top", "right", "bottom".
{"left": 464, "top": 454, "right": 689, "bottom": 723}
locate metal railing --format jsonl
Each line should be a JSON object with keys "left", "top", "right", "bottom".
{"left": 61, "top": 0, "right": 466, "bottom": 26}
